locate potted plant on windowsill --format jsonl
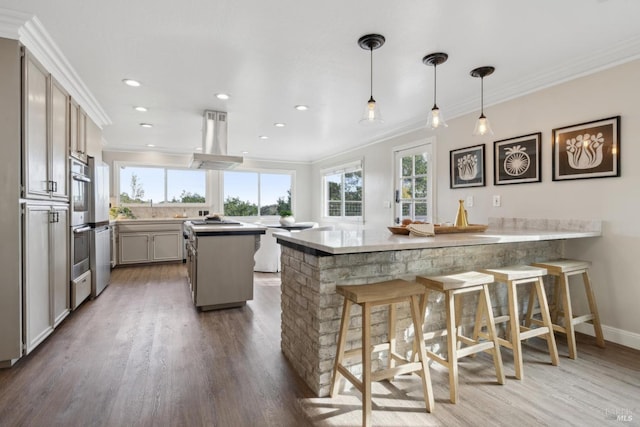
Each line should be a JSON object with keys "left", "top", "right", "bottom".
{"left": 278, "top": 209, "right": 295, "bottom": 226}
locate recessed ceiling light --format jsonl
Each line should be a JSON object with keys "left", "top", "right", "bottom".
{"left": 216, "top": 93, "right": 230, "bottom": 100}
{"left": 259, "top": 135, "right": 269, "bottom": 140}
{"left": 123, "top": 79, "right": 141, "bottom": 87}
{"left": 134, "top": 106, "right": 148, "bottom": 112}
{"left": 146, "top": 144, "right": 155, "bottom": 147}
{"left": 195, "top": 147, "right": 203, "bottom": 151}
{"left": 274, "top": 123, "right": 286, "bottom": 127}
{"left": 242, "top": 151, "right": 249, "bottom": 155}
{"left": 140, "top": 123, "right": 153, "bottom": 128}
{"left": 294, "top": 105, "right": 309, "bottom": 111}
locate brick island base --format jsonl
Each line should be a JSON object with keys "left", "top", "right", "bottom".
{"left": 279, "top": 240, "right": 563, "bottom": 397}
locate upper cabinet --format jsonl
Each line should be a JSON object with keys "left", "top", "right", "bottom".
{"left": 22, "top": 50, "right": 69, "bottom": 201}
{"left": 69, "top": 98, "right": 88, "bottom": 162}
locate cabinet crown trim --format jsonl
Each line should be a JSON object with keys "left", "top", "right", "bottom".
{"left": 0, "top": 9, "right": 111, "bottom": 128}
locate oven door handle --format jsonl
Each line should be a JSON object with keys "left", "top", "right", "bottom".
{"left": 72, "top": 174, "right": 91, "bottom": 183}
{"left": 73, "top": 226, "right": 92, "bottom": 234}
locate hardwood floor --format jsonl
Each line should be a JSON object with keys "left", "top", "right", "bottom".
{"left": 0, "top": 264, "right": 638, "bottom": 426}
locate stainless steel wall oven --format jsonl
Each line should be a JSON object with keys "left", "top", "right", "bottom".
{"left": 70, "top": 158, "right": 90, "bottom": 226}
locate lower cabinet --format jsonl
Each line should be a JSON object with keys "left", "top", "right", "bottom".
{"left": 23, "top": 203, "right": 69, "bottom": 355}
{"left": 118, "top": 222, "right": 183, "bottom": 265}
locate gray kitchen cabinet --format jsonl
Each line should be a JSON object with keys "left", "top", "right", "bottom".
{"left": 151, "top": 232, "right": 182, "bottom": 261}
{"left": 51, "top": 205, "right": 70, "bottom": 327}
{"left": 23, "top": 203, "right": 69, "bottom": 354}
{"left": 22, "top": 51, "right": 68, "bottom": 201}
{"left": 68, "top": 98, "right": 87, "bottom": 162}
{"left": 117, "top": 221, "right": 183, "bottom": 265}
{"left": 119, "top": 233, "right": 150, "bottom": 264}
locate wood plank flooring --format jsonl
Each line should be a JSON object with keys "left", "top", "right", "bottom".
{"left": 0, "top": 264, "right": 638, "bottom": 426}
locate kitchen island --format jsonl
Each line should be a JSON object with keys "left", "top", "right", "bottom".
{"left": 274, "top": 217, "right": 601, "bottom": 397}
{"left": 184, "top": 220, "right": 266, "bottom": 311}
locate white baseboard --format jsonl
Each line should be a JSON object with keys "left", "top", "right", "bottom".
{"left": 574, "top": 323, "right": 640, "bottom": 350}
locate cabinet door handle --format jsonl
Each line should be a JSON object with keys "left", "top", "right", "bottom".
{"left": 395, "top": 189, "right": 400, "bottom": 203}
{"left": 53, "top": 181, "right": 58, "bottom": 193}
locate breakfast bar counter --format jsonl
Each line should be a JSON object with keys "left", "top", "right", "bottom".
{"left": 274, "top": 218, "right": 601, "bottom": 397}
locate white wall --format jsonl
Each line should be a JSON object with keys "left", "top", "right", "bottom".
{"left": 311, "top": 59, "right": 640, "bottom": 347}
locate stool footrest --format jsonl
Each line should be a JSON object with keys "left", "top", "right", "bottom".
{"left": 457, "top": 341, "right": 496, "bottom": 358}
{"left": 337, "top": 364, "right": 363, "bottom": 393}
{"left": 519, "top": 325, "right": 550, "bottom": 340}
{"left": 493, "top": 315, "right": 510, "bottom": 324}
{"left": 371, "top": 362, "right": 425, "bottom": 382}
{"left": 573, "top": 313, "right": 595, "bottom": 325}
{"left": 427, "top": 351, "right": 448, "bottom": 367}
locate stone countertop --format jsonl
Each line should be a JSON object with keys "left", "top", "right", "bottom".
{"left": 184, "top": 221, "right": 266, "bottom": 236}
{"left": 275, "top": 223, "right": 602, "bottom": 255}
{"left": 111, "top": 217, "right": 198, "bottom": 224}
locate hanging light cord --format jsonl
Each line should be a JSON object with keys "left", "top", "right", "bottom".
{"left": 433, "top": 64, "right": 438, "bottom": 108}
{"left": 369, "top": 45, "right": 374, "bottom": 101}
{"left": 480, "top": 76, "right": 485, "bottom": 116}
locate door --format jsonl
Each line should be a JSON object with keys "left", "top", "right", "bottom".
{"left": 51, "top": 205, "right": 69, "bottom": 326}
{"left": 394, "top": 143, "right": 434, "bottom": 224}
{"left": 23, "top": 204, "right": 53, "bottom": 354}
{"left": 50, "top": 79, "right": 69, "bottom": 200}
{"left": 23, "top": 52, "right": 50, "bottom": 199}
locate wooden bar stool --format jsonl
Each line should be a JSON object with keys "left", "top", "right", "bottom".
{"left": 481, "top": 265, "right": 559, "bottom": 380}
{"left": 530, "top": 259, "right": 605, "bottom": 359}
{"left": 415, "top": 271, "right": 505, "bottom": 404}
{"left": 330, "top": 279, "right": 434, "bottom": 427}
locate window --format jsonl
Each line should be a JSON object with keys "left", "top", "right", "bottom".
{"left": 119, "top": 165, "right": 207, "bottom": 205}
{"left": 223, "top": 170, "right": 293, "bottom": 217}
{"left": 394, "top": 143, "right": 433, "bottom": 223}
{"left": 322, "top": 160, "right": 363, "bottom": 220}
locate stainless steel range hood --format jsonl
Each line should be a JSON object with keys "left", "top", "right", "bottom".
{"left": 189, "top": 110, "right": 243, "bottom": 170}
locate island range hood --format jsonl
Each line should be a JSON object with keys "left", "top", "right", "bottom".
{"left": 189, "top": 110, "right": 243, "bottom": 170}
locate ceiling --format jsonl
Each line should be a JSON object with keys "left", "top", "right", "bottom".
{"left": 2, "top": 0, "right": 640, "bottom": 163}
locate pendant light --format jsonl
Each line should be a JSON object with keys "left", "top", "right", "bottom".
{"left": 358, "top": 34, "right": 385, "bottom": 124}
{"left": 470, "top": 66, "right": 495, "bottom": 136}
{"left": 423, "top": 52, "right": 449, "bottom": 129}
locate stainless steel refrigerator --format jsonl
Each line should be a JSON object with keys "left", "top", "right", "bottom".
{"left": 88, "top": 156, "right": 111, "bottom": 297}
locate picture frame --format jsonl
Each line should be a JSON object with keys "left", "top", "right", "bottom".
{"left": 552, "top": 116, "right": 620, "bottom": 181}
{"left": 493, "top": 132, "right": 542, "bottom": 185}
{"left": 450, "top": 144, "right": 485, "bottom": 188}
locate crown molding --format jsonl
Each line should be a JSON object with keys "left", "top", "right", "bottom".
{"left": 0, "top": 8, "right": 111, "bottom": 128}
{"left": 0, "top": 8, "right": 31, "bottom": 39}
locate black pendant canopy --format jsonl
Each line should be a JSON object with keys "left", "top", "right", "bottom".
{"left": 358, "top": 34, "right": 386, "bottom": 51}
{"left": 422, "top": 52, "right": 448, "bottom": 67}
{"left": 470, "top": 66, "right": 495, "bottom": 79}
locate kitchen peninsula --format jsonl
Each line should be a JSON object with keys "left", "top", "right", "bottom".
{"left": 275, "top": 218, "right": 602, "bottom": 397}
{"left": 184, "top": 220, "right": 266, "bottom": 310}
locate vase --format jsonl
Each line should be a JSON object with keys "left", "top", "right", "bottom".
{"left": 279, "top": 216, "right": 295, "bottom": 226}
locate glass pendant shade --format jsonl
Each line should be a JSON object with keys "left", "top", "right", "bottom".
{"left": 427, "top": 105, "right": 447, "bottom": 129}
{"left": 360, "top": 96, "right": 383, "bottom": 123}
{"left": 473, "top": 113, "right": 493, "bottom": 136}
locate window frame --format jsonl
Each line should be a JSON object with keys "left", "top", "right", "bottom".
{"left": 115, "top": 162, "right": 209, "bottom": 207}
{"left": 220, "top": 168, "right": 296, "bottom": 219}
{"left": 321, "top": 159, "right": 364, "bottom": 223}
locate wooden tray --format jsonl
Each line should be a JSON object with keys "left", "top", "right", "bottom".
{"left": 434, "top": 224, "right": 488, "bottom": 234}
{"left": 387, "top": 226, "right": 411, "bottom": 235}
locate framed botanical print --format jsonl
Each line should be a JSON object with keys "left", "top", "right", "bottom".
{"left": 494, "top": 133, "right": 542, "bottom": 185}
{"left": 450, "top": 144, "right": 485, "bottom": 188}
{"left": 552, "top": 116, "right": 620, "bottom": 181}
